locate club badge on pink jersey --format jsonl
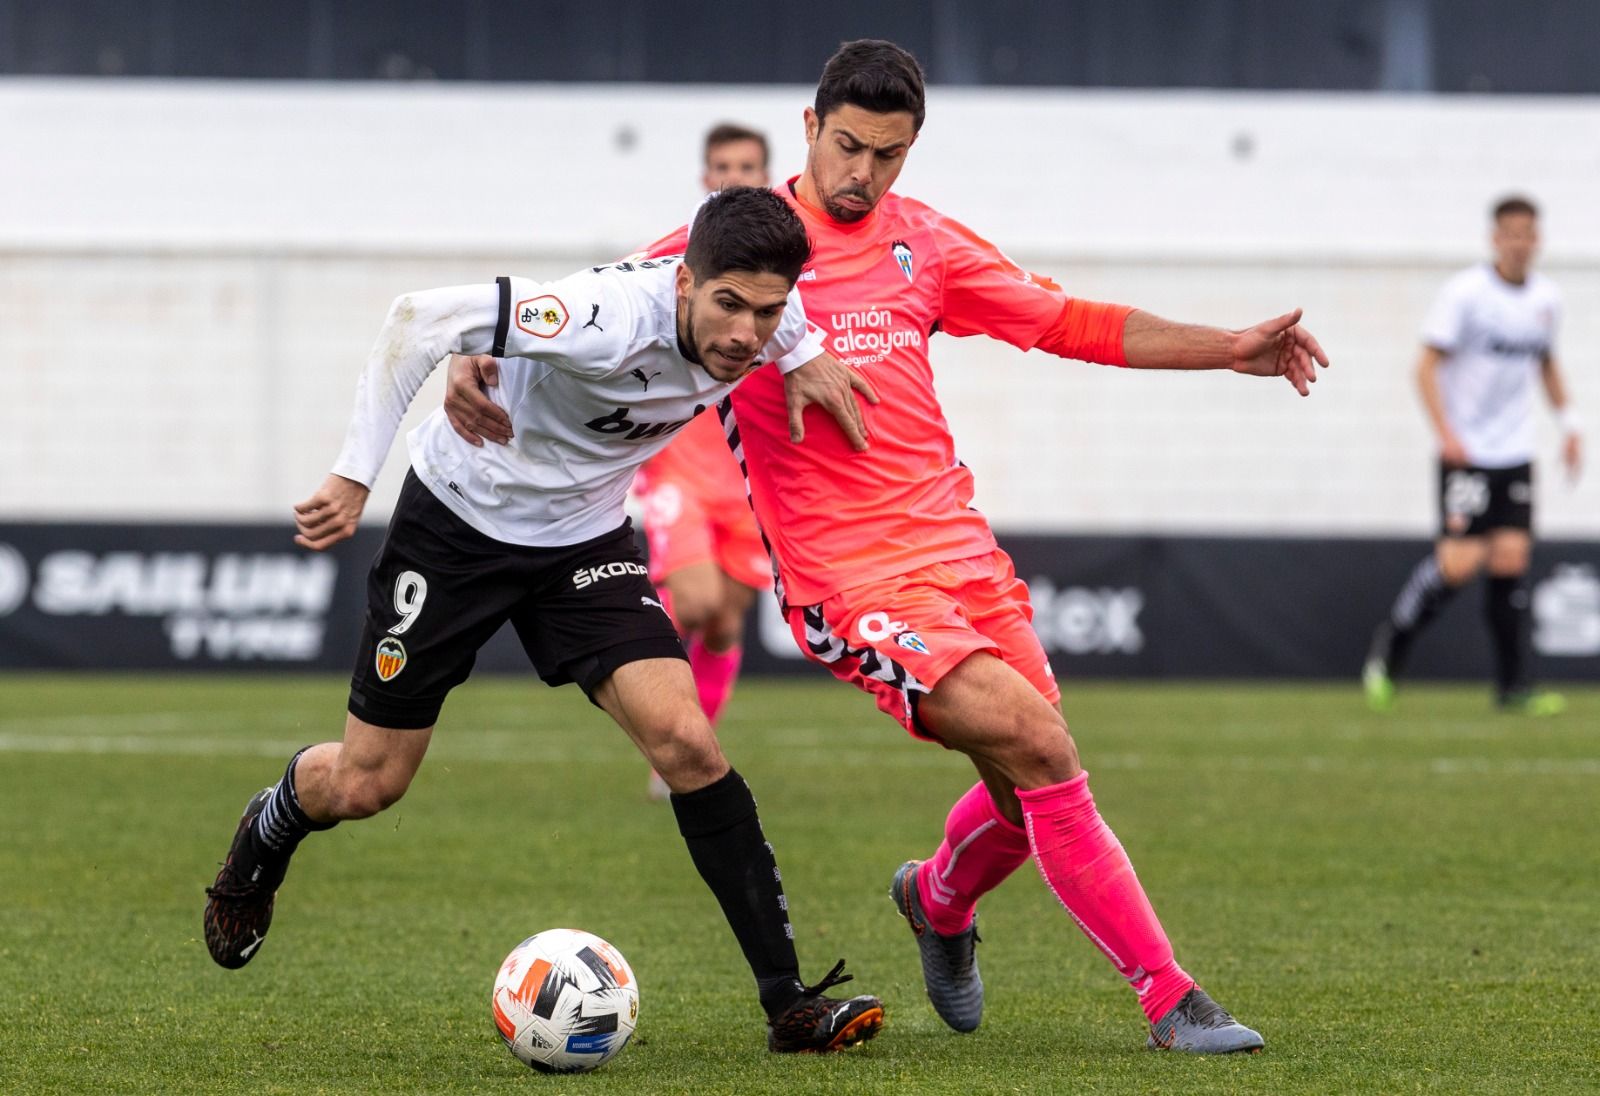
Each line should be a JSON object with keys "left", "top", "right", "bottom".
{"left": 892, "top": 240, "right": 914, "bottom": 282}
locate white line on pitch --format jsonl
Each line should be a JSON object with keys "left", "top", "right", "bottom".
{"left": 2, "top": 731, "right": 1598, "bottom": 780}
{"left": 0, "top": 712, "right": 239, "bottom": 735}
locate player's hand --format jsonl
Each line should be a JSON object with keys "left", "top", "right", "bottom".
{"left": 1562, "top": 431, "right": 1583, "bottom": 484}
{"left": 1229, "top": 309, "right": 1330, "bottom": 396}
{"left": 1439, "top": 433, "right": 1470, "bottom": 468}
{"left": 444, "top": 354, "right": 513, "bottom": 446}
{"left": 783, "top": 352, "right": 880, "bottom": 450}
{"left": 293, "top": 474, "right": 370, "bottom": 551}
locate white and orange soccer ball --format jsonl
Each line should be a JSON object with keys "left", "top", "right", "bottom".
{"left": 491, "top": 929, "right": 639, "bottom": 1073}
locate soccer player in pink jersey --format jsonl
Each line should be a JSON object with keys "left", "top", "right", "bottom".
{"left": 635, "top": 124, "right": 779, "bottom": 800}
{"left": 447, "top": 41, "right": 1328, "bottom": 1055}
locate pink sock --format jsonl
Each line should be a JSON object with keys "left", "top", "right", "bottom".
{"left": 688, "top": 639, "right": 741, "bottom": 726}
{"left": 1017, "top": 772, "right": 1194, "bottom": 1023}
{"left": 915, "top": 782, "right": 1032, "bottom": 935}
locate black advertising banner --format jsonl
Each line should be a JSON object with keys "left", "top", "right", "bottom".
{"left": 1, "top": 524, "right": 1597, "bottom": 681}
{"left": 743, "top": 534, "right": 1600, "bottom": 682}
{"left": 0, "top": 523, "right": 378, "bottom": 671}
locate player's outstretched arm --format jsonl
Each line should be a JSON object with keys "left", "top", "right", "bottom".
{"left": 293, "top": 473, "right": 370, "bottom": 551}
{"left": 1123, "top": 309, "right": 1331, "bottom": 396}
{"left": 783, "top": 352, "right": 880, "bottom": 450}
{"left": 444, "top": 354, "right": 513, "bottom": 446}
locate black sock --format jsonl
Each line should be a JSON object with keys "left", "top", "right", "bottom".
{"left": 670, "top": 769, "right": 803, "bottom": 1018}
{"left": 249, "top": 746, "right": 336, "bottom": 861}
{"left": 1486, "top": 574, "right": 1532, "bottom": 700}
{"left": 1375, "top": 554, "right": 1458, "bottom": 677}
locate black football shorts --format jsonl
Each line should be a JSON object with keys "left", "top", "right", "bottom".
{"left": 348, "top": 470, "right": 685, "bottom": 729}
{"left": 1437, "top": 461, "right": 1533, "bottom": 538}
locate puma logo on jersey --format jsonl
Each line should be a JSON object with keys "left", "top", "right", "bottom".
{"left": 630, "top": 368, "right": 661, "bottom": 389}
{"left": 584, "top": 303, "right": 604, "bottom": 332}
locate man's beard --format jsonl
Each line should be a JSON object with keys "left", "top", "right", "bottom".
{"left": 676, "top": 296, "right": 704, "bottom": 366}
{"left": 813, "top": 166, "right": 872, "bottom": 223}
{"left": 680, "top": 298, "right": 755, "bottom": 379}
{"left": 823, "top": 193, "right": 870, "bottom": 223}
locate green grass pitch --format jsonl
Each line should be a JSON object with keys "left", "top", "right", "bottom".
{"left": 1, "top": 674, "right": 1597, "bottom": 1094}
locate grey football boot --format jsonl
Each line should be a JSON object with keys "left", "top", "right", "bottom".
{"left": 1147, "top": 986, "right": 1264, "bottom": 1053}
{"left": 890, "top": 860, "right": 984, "bottom": 1032}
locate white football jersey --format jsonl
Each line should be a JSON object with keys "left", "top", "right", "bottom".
{"left": 331, "top": 257, "right": 822, "bottom": 546}
{"left": 1421, "top": 264, "right": 1561, "bottom": 468}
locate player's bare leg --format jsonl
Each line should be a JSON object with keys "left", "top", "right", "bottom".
{"left": 901, "top": 652, "right": 1262, "bottom": 1052}
{"left": 291, "top": 718, "right": 435, "bottom": 820}
{"left": 596, "top": 659, "right": 883, "bottom": 1051}
{"left": 1486, "top": 529, "right": 1563, "bottom": 714}
{"left": 203, "top": 715, "right": 432, "bottom": 968}
{"left": 1438, "top": 535, "right": 1490, "bottom": 585}
{"left": 1365, "top": 535, "right": 1487, "bottom": 710}
{"left": 692, "top": 571, "right": 757, "bottom": 716}
{"left": 646, "top": 564, "right": 758, "bottom": 800}
{"left": 598, "top": 656, "right": 732, "bottom": 794}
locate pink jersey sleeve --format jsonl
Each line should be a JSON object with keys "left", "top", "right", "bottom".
{"left": 640, "top": 225, "right": 690, "bottom": 261}
{"left": 933, "top": 212, "right": 1070, "bottom": 350}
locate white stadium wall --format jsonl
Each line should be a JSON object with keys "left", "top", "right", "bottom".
{"left": 2, "top": 79, "right": 1598, "bottom": 537}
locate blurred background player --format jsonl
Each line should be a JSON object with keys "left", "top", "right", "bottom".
{"left": 636, "top": 123, "right": 775, "bottom": 800}
{"left": 699, "top": 122, "right": 770, "bottom": 194}
{"left": 1364, "top": 196, "right": 1583, "bottom": 715}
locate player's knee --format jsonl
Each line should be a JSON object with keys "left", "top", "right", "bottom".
{"left": 327, "top": 766, "right": 410, "bottom": 819}
{"left": 642, "top": 716, "right": 723, "bottom": 785}
{"left": 670, "top": 595, "right": 715, "bottom": 634}
{"left": 995, "top": 710, "right": 1078, "bottom": 786}
{"left": 1438, "top": 550, "right": 1485, "bottom": 586}
{"left": 1488, "top": 543, "right": 1530, "bottom": 576}
{"left": 700, "top": 609, "right": 744, "bottom": 652}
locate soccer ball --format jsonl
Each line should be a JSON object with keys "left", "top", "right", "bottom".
{"left": 490, "top": 928, "right": 639, "bottom": 1073}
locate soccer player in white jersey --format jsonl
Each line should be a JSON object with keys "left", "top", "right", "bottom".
{"left": 202, "top": 188, "right": 886, "bottom": 1055}
{"left": 1364, "top": 196, "right": 1583, "bottom": 715}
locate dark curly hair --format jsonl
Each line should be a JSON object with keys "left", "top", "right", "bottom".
{"left": 685, "top": 186, "right": 812, "bottom": 286}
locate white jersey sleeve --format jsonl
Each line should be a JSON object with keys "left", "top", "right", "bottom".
{"left": 1420, "top": 274, "right": 1470, "bottom": 352}
{"left": 765, "top": 284, "right": 825, "bottom": 373}
{"left": 330, "top": 270, "right": 627, "bottom": 488}
{"left": 329, "top": 283, "right": 495, "bottom": 489}
{"left": 495, "top": 270, "right": 632, "bottom": 377}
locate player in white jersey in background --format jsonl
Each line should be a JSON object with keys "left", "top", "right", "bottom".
{"left": 1364, "top": 196, "right": 1582, "bottom": 715}
{"left": 203, "top": 188, "right": 887, "bottom": 1055}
